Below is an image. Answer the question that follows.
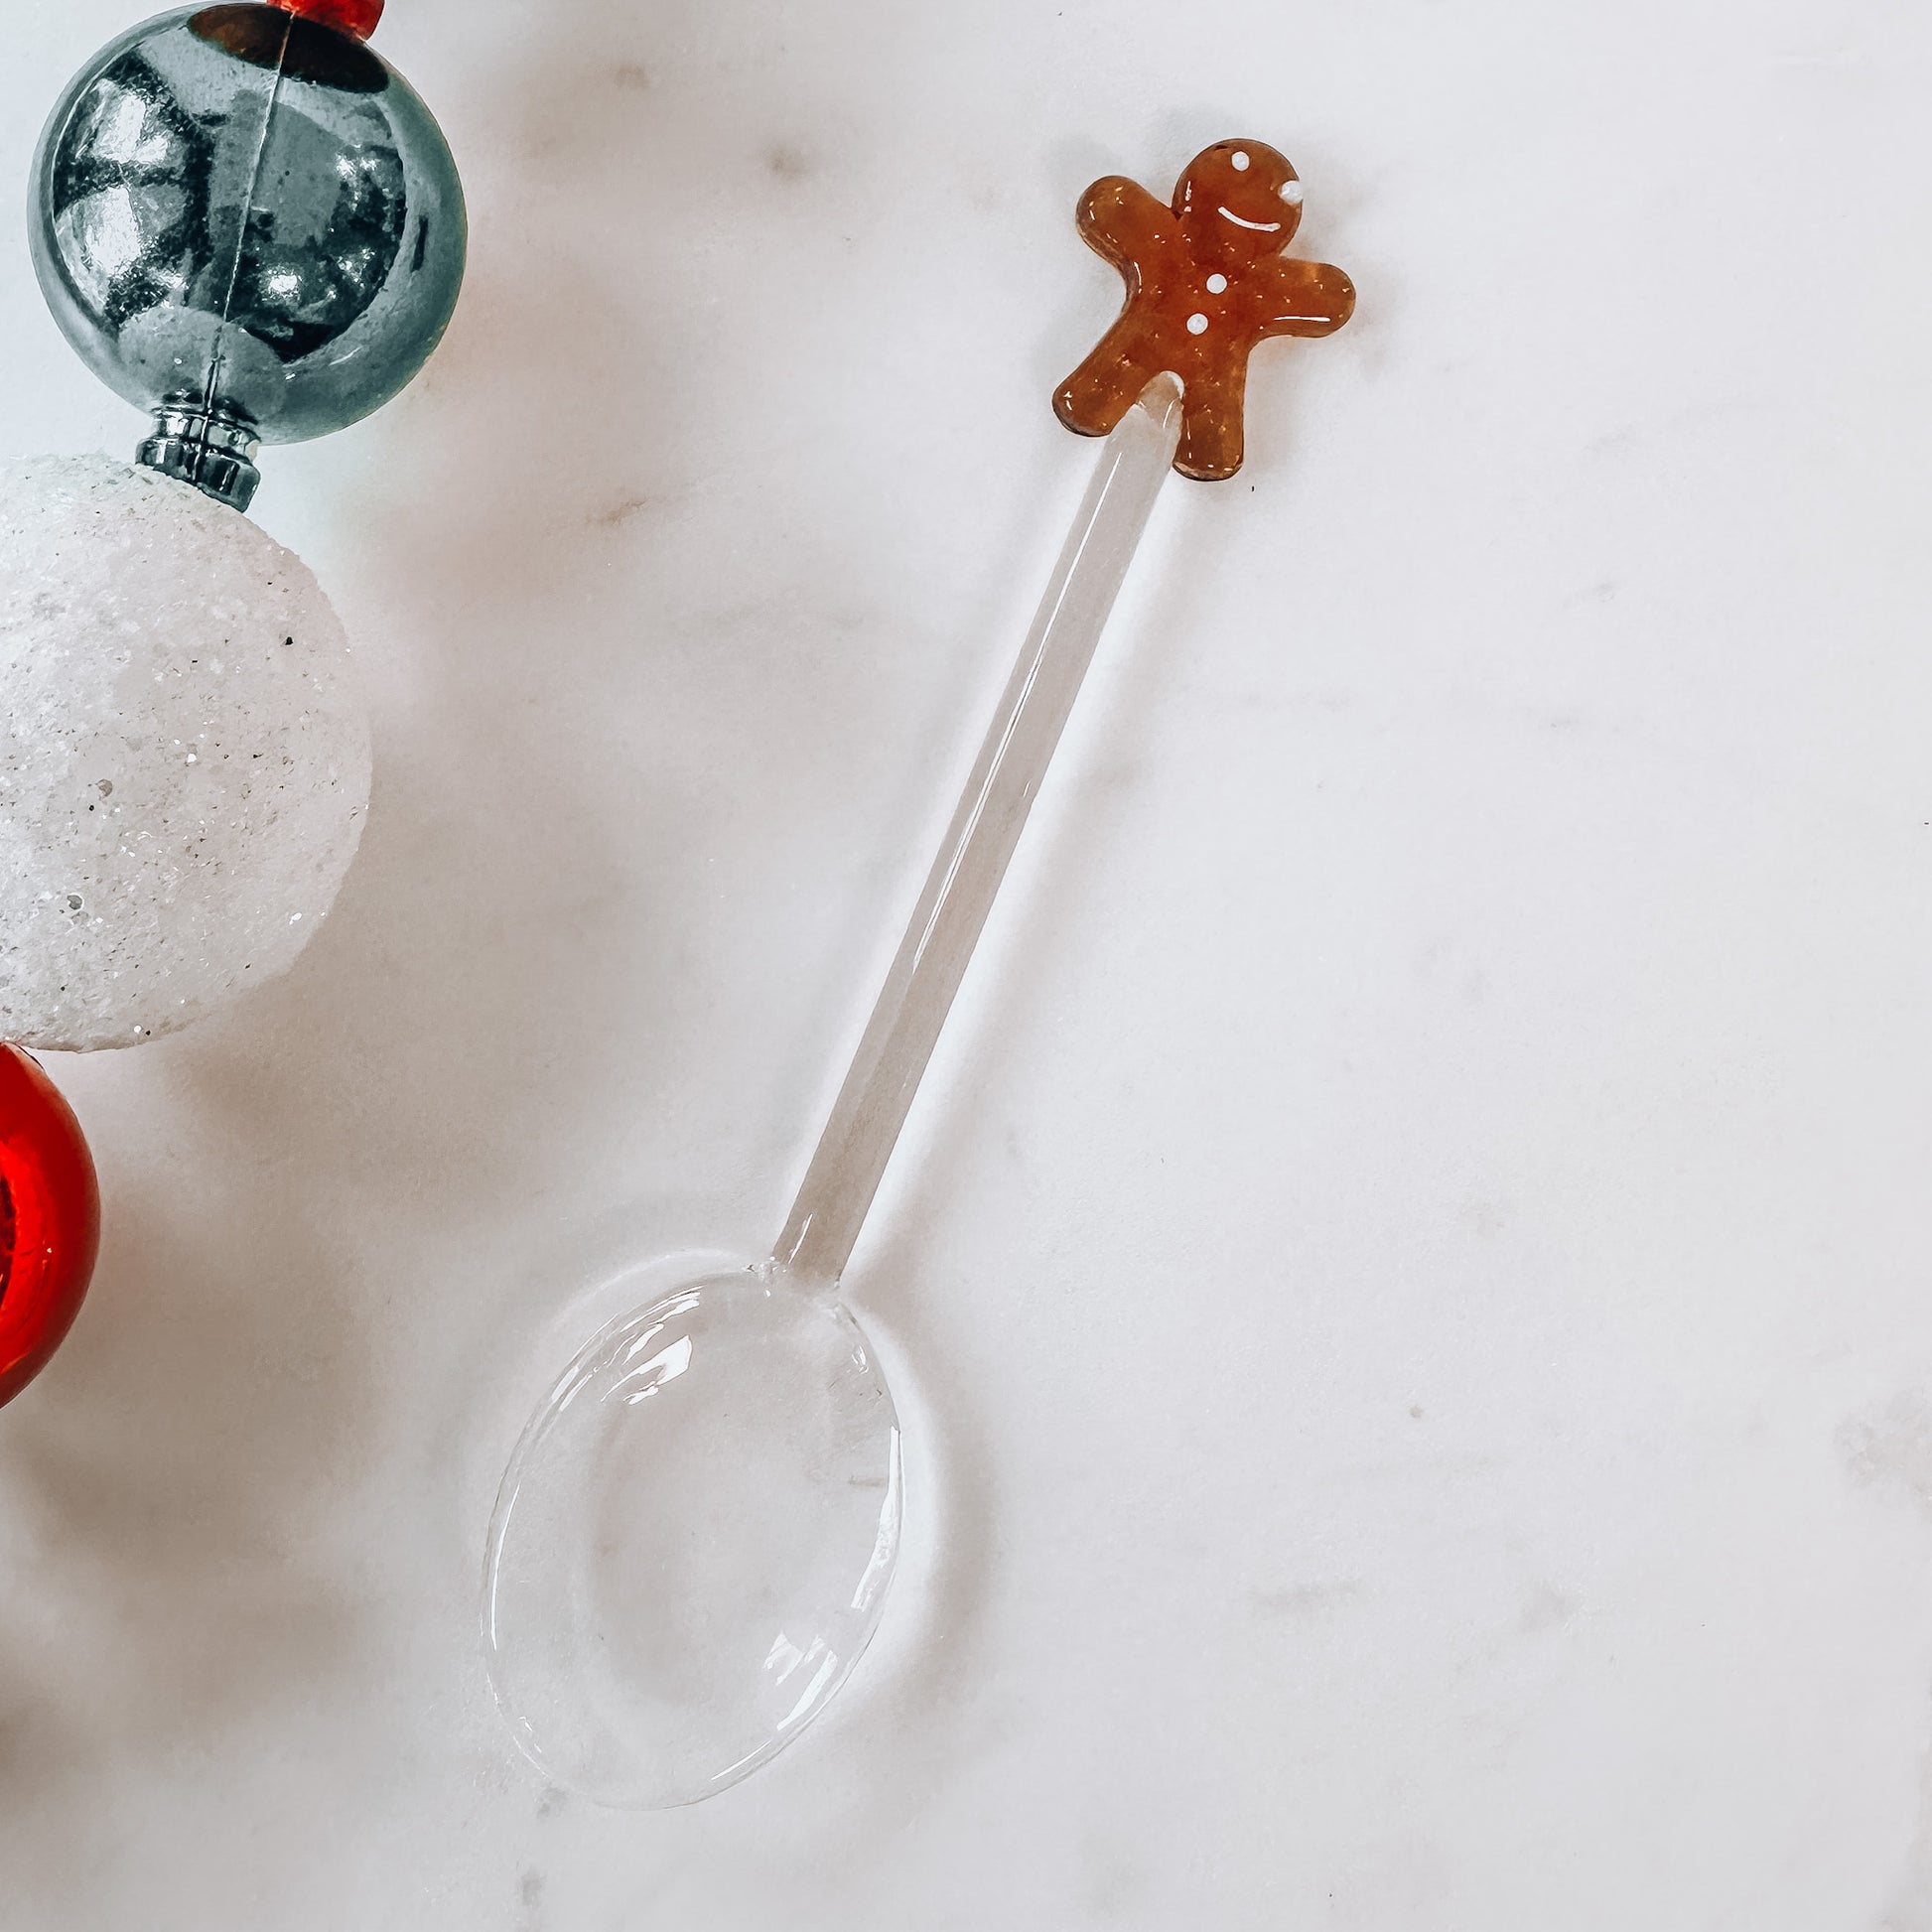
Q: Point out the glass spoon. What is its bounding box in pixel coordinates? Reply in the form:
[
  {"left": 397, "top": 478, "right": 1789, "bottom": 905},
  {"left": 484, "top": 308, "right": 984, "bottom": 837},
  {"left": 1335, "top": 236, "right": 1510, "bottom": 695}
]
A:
[{"left": 483, "top": 374, "right": 1184, "bottom": 1808}]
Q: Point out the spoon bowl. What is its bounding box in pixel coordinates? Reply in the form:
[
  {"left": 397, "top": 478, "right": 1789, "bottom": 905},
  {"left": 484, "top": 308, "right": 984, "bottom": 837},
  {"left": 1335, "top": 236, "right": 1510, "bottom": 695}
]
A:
[{"left": 483, "top": 1264, "right": 901, "bottom": 1808}]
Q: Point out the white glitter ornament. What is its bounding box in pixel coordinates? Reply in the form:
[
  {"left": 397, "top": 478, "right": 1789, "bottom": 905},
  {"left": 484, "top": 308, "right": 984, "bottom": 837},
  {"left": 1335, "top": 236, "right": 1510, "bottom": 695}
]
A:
[{"left": 0, "top": 456, "right": 371, "bottom": 1051}]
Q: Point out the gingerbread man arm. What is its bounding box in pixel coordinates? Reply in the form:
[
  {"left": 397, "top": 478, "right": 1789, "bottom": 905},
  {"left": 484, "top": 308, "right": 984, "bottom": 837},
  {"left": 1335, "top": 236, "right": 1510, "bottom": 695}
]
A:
[
  {"left": 1074, "top": 176, "right": 1174, "bottom": 280},
  {"left": 1055, "top": 179, "right": 1178, "bottom": 441},
  {"left": 1257, "top": 256, "right": 1357, "bottom": 338}
]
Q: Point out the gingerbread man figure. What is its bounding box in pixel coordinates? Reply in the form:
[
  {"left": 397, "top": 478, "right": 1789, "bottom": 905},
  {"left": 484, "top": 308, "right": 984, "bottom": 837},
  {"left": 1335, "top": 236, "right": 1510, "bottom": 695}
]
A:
[{"left": 1054, "top": 139, "right": 1355, "bottom": 482}]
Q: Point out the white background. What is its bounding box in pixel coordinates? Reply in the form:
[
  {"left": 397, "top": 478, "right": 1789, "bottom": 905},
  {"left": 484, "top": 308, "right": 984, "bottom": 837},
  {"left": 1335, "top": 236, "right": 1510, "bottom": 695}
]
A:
[{"left": 6, "top": 0, "right": 1932, "bottom": 1925}]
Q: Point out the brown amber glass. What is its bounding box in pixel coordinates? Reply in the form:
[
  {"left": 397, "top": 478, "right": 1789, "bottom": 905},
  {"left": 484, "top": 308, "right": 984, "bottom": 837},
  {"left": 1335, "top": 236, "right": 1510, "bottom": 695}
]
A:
[{"left": 1054, "top": 139, "right": 1354, "bottom": 481}]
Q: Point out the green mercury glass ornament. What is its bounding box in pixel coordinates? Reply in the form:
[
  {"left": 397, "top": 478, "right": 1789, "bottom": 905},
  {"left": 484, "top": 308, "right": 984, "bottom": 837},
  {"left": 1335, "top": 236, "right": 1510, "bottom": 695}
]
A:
[{"left": 29, "top": 2, "right": 466, "bottom": 509}]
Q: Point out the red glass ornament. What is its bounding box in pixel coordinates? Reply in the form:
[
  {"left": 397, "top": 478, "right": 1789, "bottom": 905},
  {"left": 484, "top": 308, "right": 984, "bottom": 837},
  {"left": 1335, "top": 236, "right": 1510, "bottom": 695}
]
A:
[
  {"left": 266, "top": 0, "right": 385, "bottom": 41},
  {"left": 0, "top": 1045, "right": 100, "bottom": 1408}
]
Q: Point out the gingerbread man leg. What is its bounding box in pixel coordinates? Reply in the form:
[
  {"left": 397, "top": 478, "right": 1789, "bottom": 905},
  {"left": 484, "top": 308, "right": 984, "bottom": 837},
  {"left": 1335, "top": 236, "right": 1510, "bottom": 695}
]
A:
[
  {"left": 1173, "top": 364, "right": 1250, "bottom": 482},
  {"left": 1054, "top": 312, "right": 1168, "bottom": 440}
]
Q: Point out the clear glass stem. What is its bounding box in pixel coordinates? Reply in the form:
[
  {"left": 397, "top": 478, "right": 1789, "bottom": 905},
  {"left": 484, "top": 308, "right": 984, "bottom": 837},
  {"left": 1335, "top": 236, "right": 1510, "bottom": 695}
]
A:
[{"left": 773, "top": 374, "right": 1184, "bottom": 1286}]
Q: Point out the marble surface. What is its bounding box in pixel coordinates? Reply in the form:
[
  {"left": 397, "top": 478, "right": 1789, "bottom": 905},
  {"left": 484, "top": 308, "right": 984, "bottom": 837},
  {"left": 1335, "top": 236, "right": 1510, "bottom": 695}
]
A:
[{"left": 5, "top": 0, "right": 1932, "bottom": 1924}]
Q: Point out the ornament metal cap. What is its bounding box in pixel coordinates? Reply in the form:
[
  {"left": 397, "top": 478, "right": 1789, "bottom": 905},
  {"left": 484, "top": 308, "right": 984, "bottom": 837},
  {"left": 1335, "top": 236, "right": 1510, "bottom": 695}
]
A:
[{"left": 136, "top": 407, "right": 263, "bottom": 512}]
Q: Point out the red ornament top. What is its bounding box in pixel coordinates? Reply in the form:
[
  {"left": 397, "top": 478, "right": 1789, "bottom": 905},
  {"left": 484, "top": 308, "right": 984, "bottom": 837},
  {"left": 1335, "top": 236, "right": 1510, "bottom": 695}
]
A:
[
  {"left": 1054, "top": 139, "right": 1355, "bottom": 482},
  {"left": 266, "top": 0, "right": 384, "bottom": 41},
  {"left": 1, "top": 1045, "right": 100, "bottom": 1408}
]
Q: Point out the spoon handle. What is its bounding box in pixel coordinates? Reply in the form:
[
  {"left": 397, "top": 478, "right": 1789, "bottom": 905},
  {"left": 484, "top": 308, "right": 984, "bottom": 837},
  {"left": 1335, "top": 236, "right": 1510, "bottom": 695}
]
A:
[{"left": 773, "top": 374, "right": 1184, "bottom": 1287}]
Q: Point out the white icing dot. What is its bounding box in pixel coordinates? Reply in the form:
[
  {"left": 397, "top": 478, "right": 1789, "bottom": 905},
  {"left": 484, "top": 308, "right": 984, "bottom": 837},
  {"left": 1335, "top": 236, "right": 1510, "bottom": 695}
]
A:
[
  {"left": 1205, "top": 272, "right": 1228, "bottom": 294},
  {"left": 1230, "top": 150, "right": 1251, "bottom": 171},
  {"left": 1186, "top": 313, "right": 1209, "bottom": 335},
  {"left": 1280, "top": 179, "right": 1305, "bottom": 206}
]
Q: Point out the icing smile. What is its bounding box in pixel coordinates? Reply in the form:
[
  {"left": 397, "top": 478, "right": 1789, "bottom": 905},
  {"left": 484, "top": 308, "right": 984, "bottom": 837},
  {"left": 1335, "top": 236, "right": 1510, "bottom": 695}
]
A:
[{"left": 1216, "top": 205, "right": 1282, "bottom": 232}]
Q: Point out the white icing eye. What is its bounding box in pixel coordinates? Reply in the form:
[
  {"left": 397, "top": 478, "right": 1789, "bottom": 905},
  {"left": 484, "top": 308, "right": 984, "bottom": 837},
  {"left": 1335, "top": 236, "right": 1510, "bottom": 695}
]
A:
[
  {"left": 1280, "top": 179, "right": 1304, "bottom": 206},
  {"left": 1230, "top": 150, "right": 1251, "bottom": 171},
  {"left": 1205, "top": 272, "right": 1228, "bottom": 294},
  {"left": 1186, "top": 313, "right": 1209, "bottom": 335}
]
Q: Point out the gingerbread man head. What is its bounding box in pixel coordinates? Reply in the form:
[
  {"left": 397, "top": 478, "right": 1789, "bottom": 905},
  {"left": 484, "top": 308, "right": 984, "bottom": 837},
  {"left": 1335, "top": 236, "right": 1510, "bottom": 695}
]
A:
[{"left": 1173, "top": 139, "right": 1305, "bottom": 270}]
